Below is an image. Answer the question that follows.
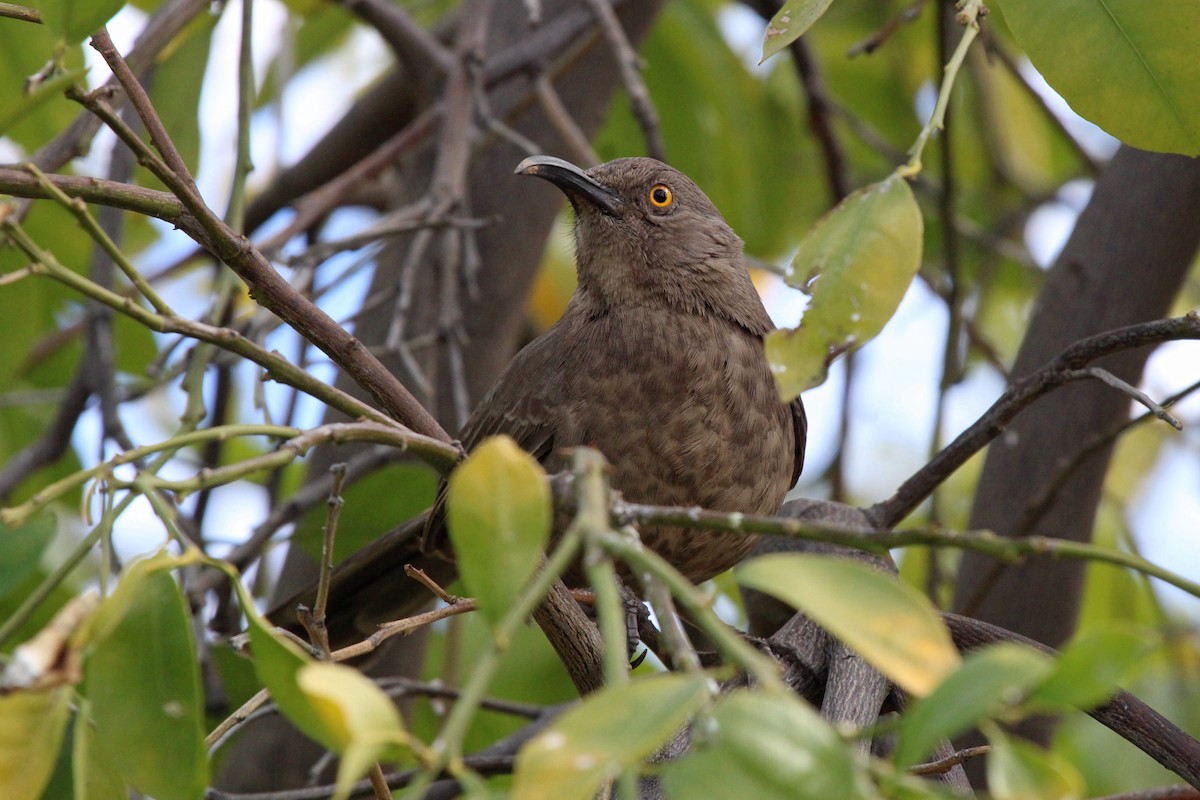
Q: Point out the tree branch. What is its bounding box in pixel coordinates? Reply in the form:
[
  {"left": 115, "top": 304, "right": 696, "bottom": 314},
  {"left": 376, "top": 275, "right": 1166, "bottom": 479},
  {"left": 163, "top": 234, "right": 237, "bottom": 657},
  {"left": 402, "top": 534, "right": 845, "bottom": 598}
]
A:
[
  {"left": 867, "top": 312, "right": 1200, "bottom": 528},
  {"left": 73, "top": 31, "right": 454, "bottom": 446}
]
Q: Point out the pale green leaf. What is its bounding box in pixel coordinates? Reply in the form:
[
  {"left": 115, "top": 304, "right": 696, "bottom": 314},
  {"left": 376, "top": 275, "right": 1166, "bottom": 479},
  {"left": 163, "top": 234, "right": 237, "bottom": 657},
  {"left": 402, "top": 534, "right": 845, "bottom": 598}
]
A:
[
  {"left": 0, "top": 67, "right": 87, "bottom": 137},
  {"left": 895, "top": 643, "right": 1054, "bottom": 767},
  {"left": 0, "top": 687, "right": 70, "bottom": 800},
  {"left": 661, "top": 690, "right": 859, "bottom": 799},
  {"left": 296, "top": 663, "right": 407, "bottom": 800},
  {"left": 738, "top": 554, "right": 959, "bottom": 696},
  {"left": 766, "top": 173, "right": 923, "bottom": 398},
  {"left": 761, "top": 0, "right": 836, "bottom": 63},
  {"left": 73, "top": 700, "right": 127, "bottom": 800},
  {"left": 987, "top": 731, "right": 1085, "bottom": 800},
  {"left": 512, "top": 673, "right": 709, "bottom": 800},
  {"left": 995, "top": 0, "right": 1200, "bottom": 155},
  {"left": 448, "top": 436, "right": 551, "bottom": 625},
  {"left": 85, "top": 569, "right": 208, "bottom": 800}
]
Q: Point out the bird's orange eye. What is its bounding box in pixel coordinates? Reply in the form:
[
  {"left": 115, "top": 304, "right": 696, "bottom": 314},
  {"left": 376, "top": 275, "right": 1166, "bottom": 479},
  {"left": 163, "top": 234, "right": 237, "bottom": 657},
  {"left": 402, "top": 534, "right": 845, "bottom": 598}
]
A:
[{"left": 649, "top": 184, "right": 673, "bottom": 208}]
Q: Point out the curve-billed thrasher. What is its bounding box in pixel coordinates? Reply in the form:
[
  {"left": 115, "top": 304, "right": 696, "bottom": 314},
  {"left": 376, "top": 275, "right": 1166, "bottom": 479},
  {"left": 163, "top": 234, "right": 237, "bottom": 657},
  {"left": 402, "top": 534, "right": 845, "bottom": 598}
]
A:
[
  {"left": 275, "top": 156, "right": 805, "bottom": 635},
  {"left": 424, "top": 155, "right": 806, "bottom": 583}
]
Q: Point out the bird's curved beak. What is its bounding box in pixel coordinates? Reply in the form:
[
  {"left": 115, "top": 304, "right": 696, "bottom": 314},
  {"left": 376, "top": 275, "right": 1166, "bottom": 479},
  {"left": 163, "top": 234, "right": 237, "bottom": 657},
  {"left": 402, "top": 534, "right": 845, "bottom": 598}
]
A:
[{"left": 516, "top": 155, "right": 624, "bottom": 217}]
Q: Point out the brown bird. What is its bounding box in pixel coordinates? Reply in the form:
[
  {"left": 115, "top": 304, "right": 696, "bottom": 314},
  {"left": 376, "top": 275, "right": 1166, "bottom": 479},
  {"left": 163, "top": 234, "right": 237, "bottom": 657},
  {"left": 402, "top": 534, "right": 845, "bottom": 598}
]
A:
[
  {"left": 424, "top": 155, "right": 806, "bottom": 585},
  {"left": 273, "top": 156, "right": 805, "bottom": 637}
]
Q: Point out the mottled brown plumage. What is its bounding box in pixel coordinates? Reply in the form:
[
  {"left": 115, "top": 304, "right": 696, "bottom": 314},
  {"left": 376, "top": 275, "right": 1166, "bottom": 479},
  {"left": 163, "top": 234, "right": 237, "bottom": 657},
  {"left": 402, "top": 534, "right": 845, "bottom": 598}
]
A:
[{"left": 424, "top": 155, "right": 805, "bottom": 584}]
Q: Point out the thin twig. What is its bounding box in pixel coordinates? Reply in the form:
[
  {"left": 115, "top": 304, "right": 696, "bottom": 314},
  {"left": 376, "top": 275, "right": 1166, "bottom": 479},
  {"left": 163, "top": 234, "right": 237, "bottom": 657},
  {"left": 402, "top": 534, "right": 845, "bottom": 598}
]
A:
[
  {"left": 867, "top": 313, "right": 1200, "bottom": 528},
  {"left": 207, "top": 688, "right": 271, "bottom": 750},
  {"left": 535, "top": 74, "right": 601, "bottom": 166},
  {"left": 331, "top": 599, "right": 479, "bottom": 662},
  {"left": 367, "top": 763, "right": 394, "bottom": 800},
  {"left": 748, "top": 0, "right": 848, "bottom": 203},
  {"left": 0, "top": 2, "right": 40, "bottom": 23},
  {"left": 610, "top": 499, "right": 1200, "bottom": 600},
  {"left": 301, "top": 463, "right": 349, "bottom": 656},
  {"left": 581, "top": 0, "right": 666, "bottom": 161},
  {"left": 1013, "top": 377, "right": 1200, "bottom": 538},
  {"left": 375, "top": 676, "right": 546, "bottom": 719},
  {"left": 91, "top": 28, "right": 201, "bottom": 196},
  {"left": 2, "top": 218, "right": 457, "bottom": 466},
  {"left": 910, "top": 744, "right": 990, "bottom": 775},
  {"left": 25, "top": 163, "right": 172, "bottom": 313},
  {"left": 404, "top": 564, "right": 460, "bottom": 605},
  {"left": 27, "top": 0, "right": 211, "bottom": 179},
  {"left": 1066, "top": 366, "right": 1182, "bottom": 429},
  {"left": 846, "top": 0, "right": 928, "bottom": 57},
  {"left": 901, "top": 0, "right": 984, "bottom": 176},
  {"left": 0, "top": 420, "right": 446, "bottom": 528}
]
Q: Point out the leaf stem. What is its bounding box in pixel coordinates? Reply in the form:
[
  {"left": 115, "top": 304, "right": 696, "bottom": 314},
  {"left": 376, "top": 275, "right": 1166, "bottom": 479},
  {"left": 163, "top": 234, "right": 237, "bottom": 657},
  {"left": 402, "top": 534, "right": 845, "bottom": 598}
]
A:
[{"left": 902, "top": 0, "right": 985, "bottom": 176}]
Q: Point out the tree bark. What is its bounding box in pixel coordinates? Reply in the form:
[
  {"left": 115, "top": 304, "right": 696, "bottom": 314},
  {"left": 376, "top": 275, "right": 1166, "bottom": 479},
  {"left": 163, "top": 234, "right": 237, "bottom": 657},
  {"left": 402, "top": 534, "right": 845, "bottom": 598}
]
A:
[{"left": 952, "top": 147, "right": 1200, "bottom": 777}]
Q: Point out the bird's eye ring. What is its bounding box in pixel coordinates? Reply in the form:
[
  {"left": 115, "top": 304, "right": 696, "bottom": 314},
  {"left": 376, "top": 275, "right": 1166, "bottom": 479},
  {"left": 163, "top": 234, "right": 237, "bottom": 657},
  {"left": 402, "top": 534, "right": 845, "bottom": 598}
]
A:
[{"left": 649, "top": 184, "right": 673, "bottom": 208}]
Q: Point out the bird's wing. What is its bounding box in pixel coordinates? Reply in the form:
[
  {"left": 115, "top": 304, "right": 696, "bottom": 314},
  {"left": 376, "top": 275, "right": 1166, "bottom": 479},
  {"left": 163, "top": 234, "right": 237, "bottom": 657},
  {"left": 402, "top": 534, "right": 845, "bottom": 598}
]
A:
[
  {"left": 790, "top": 396, "right": 807, "bottom": 487},
  {"left": 421, "top": 332, "right": 564, "bottom": 554}
]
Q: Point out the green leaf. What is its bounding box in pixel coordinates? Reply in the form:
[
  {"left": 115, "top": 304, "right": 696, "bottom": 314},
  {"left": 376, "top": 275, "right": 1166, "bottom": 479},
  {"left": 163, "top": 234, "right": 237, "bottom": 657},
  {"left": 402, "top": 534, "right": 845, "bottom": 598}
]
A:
[
  {"left": 995, "top": 0, "right": 1200, "bottom": 155},
  {"left": 37, "top": 0, "right": 127, "bottom": 44},
  {"left": 73, "top": 700, "right": 127, "bottom": 800},
  {"left": 296, "top": 663, "right": 407, "bottom": 800},
  {"left": 661, "top": 690, "right": 859, "bottom": 799},
  {"left": 512, "top": 673, "right": 709, "bottom": 800},
  {"left": 0, "top": 512, "right": 55, "bottom": 599},
  {"left": 987, "top": 731, "right": 1085, "bottom": 800},
  {"left": 1030, "top": 627, "right": 1156, "bottom": 712},
  {"left": 894, "top": 643, "right": 1054, "bottom": 767},
  {"left": 738, "top": 554, "right": 959, "bottom": 696},
  {"left": 75, "top": 550, "right": 189, "bottom": 648},
  {"left": 0, "top": 67, "right": 87, "bottom": 137},
  {"left": 761, "top": 0, "right": 836, "bottom": 63},
  {"left": 85, "top": 570, "right": 208, "bottom": 800},
  {"left": 0, "top": 26, "right": 86, "bottom": 151},
  {"left": 765, "top": 172, "right": 923, "bottom": 398},
  {"left": 0, "top": 687, "right": 70, "bottom": 800},
  {"left": 447, "top": 436, "right": 551, "bottom": 626}
]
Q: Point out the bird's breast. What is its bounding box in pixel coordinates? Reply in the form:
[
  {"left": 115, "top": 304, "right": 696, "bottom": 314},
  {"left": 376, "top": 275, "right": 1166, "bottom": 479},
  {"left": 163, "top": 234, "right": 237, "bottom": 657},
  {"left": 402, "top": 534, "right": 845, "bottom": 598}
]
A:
[{"left": 559, "top": 308, "right": 793, "bottom": 515}]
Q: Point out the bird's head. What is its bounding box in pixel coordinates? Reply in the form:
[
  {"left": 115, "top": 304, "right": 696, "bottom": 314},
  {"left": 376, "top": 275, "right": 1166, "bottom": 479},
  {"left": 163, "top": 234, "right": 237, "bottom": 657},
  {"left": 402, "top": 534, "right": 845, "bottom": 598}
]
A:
[{"left": 516, "top": 155, "right": 766, "bottom": 328}]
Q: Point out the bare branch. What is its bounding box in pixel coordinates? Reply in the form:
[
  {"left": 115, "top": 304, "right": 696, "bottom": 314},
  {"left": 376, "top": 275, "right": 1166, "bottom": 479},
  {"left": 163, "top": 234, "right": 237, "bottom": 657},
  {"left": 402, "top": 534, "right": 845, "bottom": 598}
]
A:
[
  {"left": 73, "top": 34, "right": 454, "bottom": 446},
  {"left": 581, "top": 0, "right": 666, "bottom": 161},
  {"left": 0, "top": 2, "right": 40, "bottom": 23},
  {"left": 867, "top": 313, "right": 1200, "bottom": 528}
]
